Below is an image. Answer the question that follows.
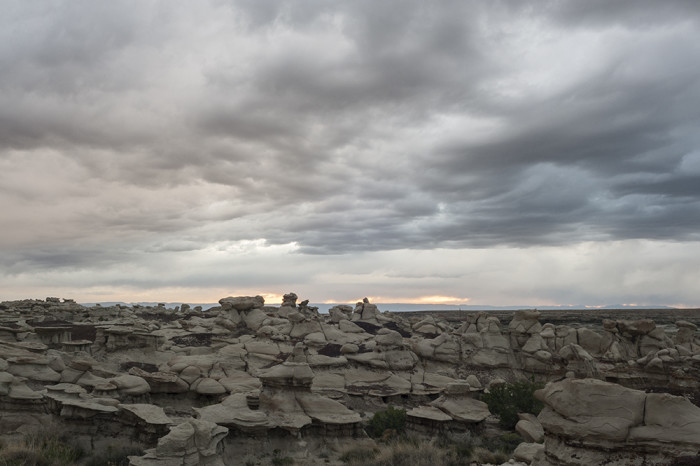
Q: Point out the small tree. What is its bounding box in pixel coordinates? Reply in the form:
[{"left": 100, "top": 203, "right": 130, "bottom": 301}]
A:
[
  {"left": 482, "top": 379, "right": 544, "bottom": 429},
  {"left": 365, "top": 406, "right": 407, "bottom": 439}
]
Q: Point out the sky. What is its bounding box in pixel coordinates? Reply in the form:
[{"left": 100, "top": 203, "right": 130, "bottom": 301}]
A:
[{"left": 2, "top": 0, "right": 700, "bottom": 308}]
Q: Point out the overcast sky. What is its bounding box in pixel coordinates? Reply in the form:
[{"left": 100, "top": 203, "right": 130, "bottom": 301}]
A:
[{"left": 2, "top": 0, "right": 700, "bottom": 307}]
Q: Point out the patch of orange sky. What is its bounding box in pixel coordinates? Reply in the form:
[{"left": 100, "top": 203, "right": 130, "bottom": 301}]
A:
[{"left": 325, "top": 295, "right": 471, "bottom": 305}]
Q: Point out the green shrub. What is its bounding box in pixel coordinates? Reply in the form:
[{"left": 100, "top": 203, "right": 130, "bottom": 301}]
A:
[
  {"left": 364, "top": 406, "right": 407, "bottom": 439},
  {"left": 481, "top": 379, "right": 545, "bottom": 429}
]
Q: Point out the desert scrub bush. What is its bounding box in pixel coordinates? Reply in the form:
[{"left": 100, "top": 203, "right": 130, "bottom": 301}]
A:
[
  {"left": 271, "top": 449, "right": 294, "bottom": 465},
  {"left": 364, "top": 406, "right": 406, "bottom": 439},
  {"left": 0, "top": 428, "right": 84, "bottom": 466},
  {"left": 469, "top": 446, "right": 509, "bottom": 465},
  {"left": 435, "top": 436, "right": 473, "bottom": 465},
  {"left": 84, "top": 444, "right": 144, "bottom": 466},
  {"left": 481, "top": 379, "right": 544, "bottom": 429},
  {"left": 479, "top": 433, "right": 523, "bottom": 455}
]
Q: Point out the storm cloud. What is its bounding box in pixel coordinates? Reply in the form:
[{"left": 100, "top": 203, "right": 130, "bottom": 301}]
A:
[{"left": 1, "top": 0, "right": 699, "bottom": 305}]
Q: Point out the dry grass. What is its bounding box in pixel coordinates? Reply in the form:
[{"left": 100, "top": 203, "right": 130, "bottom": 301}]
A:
[
  {"left": 341, "top": 437, "right": 473, "bottom": 466},
  {"left": 340, "top": 432, "right": 519, "bottom": 466},
  {"left": 0, "top": 427, "right": 83, "bottom": 466}
]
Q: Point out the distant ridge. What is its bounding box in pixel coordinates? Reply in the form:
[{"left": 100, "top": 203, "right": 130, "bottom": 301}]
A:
[{"left": 81, "top": 301, "right": 677, "bottom": 313}]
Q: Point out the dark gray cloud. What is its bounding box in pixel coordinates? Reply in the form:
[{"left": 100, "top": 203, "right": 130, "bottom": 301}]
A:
[{"left": 1, "top": 0, "right": 700, "bottom": 304}]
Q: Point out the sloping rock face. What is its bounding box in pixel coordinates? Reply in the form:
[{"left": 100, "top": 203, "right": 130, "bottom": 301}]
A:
[
  {"left": 534, "top": 378, "right": 700, "bottom": 465},
  {"left": 130, "top": 419, "right": 228, "bottom": 466}
]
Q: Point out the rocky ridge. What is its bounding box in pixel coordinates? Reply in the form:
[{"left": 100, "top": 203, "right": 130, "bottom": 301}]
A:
[{"left": 0, "top": 295, "right": 699, "bottom": 464}]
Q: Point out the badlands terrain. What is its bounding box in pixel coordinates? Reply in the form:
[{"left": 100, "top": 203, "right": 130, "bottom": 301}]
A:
[{"left": 1, "top": 294, "right": 699, "bottom": 465}]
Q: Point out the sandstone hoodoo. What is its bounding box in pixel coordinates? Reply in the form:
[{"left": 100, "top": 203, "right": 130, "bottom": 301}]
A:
[{"left": 0, "top": 295, "right": 699, "bottom": 465}]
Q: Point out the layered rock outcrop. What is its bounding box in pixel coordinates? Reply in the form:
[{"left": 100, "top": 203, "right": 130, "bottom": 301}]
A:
[
  {"left": 534, "top": 378, "right": 700, "bottom": 465},
  {"left": 2, "top": 295, "right": 700, "bottom": 465}
]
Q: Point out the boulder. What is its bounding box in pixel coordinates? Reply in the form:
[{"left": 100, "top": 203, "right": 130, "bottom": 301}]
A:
[
  {"left": 195, "top": 378, "right": 227, "bottom": 395},
  {"left": 628, "top": 392, "right": 700, "bottom": 445},
  {"left": 514, "top": 442, "right": 544, "bottom": 463},
  {"left": 536, "top": 378, "right": 645, "bottom": 441},
  {"left": 516, "top": 412, "right": 544, "bottom": 443},
  {"left": 218, "top": 296, "right": 265, "bottom": 312},
  {"left": 110, "top": 374, "right": 151, "bottom": 396}
]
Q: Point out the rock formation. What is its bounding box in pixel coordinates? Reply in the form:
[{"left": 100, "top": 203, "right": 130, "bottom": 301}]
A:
[
  {"left": 1, "top": 295, "right": 700, "bottom": 464},
  {"left": 533, "top": 378, "right": 700, "bottom": 465}
]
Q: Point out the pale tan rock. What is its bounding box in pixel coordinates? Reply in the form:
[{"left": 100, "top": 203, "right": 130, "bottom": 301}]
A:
[
  {"left": 196, "top": 378, "right": 227, "bottom": 395},
  {"left": 179, "top": 365, "right": 202, "bottom": 385},
  {"left": 466, "top": 374, "right": 483, "bottom": 391},
  {"left": 513, "top": 442, "right": 544, "bottom": 463},
  {"left": 219, "top": 296, "right": 264, "bottom": 311},
  {"left": 242, "top": 308, "right": 268, "bottom": 331},
  {"left": 307, "top": 354, "right": 348, "bottom": 367},
  {"left": 289, "top": 320, "right": 323, "bottom": 339},
  {"left": 59, "top": 367, "right": 84, "bottom": 383},
  {"left": 340, "top": 343, "right": 359, "bottom": 354},
  {"left": 522, "top": 334, "right": 547, "bottom": 353},
  {"left": 576, "top": 328, "right": 603, "bottom": 355},
  {"left": 375, "top": 329, "right": 403, "bottom": 347},
  {"left": 296, "top": 391, "right": 361, "bottom": 424},
  {"left": 312, "top": 372, "right": 345, "bottom": 391},
  {"left": 628, "top": 392, "right": 700, "bottom": 445},
  {"left": 76, "top": 371, "right": 108, "bottom": 388},
  {"left": 303, "top": 332, "right": 327, "bottom": 347},
  {"left": 558, "top": 344, "right": 593, "bottom": 361},
  {"left": 516, "top": 412, "right": 544, "bottom": 443},
  {"left": 411, "top": 371, "right": 459, "bottom": 395},
  {"left": 617, "top": 319, "right": 656, "bottom": 336},
  {"left": 129, "top": 368, "right": 189, "bottom": 394},
  {"left": 328, "top": 305, "right": 352, "bottom": 323},
  {"left": 242, "top": 340, "right": 280, "bottom": 356},
  {"left": 110, "top": 374, "right": 151, "bottom": 396},
  {"left": 219, "top": 376, "right": 261, "bottom": 395},
  {"left": 9, "top": 380, "right": 43, "bottom": 399},
  {"left": 131, "top": 418, "right": 229, "bottom": 466},
  {"left": 260, "top": 362, "right": 314, "bottom": 388},
  {"left": 385, "top": 349, "right": 417, "bottom": 370},
  {"left": 195, "top": 393, "right": 268, "bottom": 431},
  {"left": 537, "top": 378, "right": 646, "bottom": 441},
  {"left": 339, "top": 319, "right": 365, "bottom": 333},
  {"left": 120, "top": 403, "right": 173, "bottom": 426},
  {"left": 7, "top": 358, "right": 61, "bottom": 382},
  {"left": 407, "top": 405, "right": 452, "bottom": 422},
  {"left": 430, "top": 394, "right": 490, "bottom": 423}
]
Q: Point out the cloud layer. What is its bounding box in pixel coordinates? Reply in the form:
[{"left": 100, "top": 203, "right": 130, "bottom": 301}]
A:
[{"left": 2, "top": 1, "right": 699, "bottom": 305}]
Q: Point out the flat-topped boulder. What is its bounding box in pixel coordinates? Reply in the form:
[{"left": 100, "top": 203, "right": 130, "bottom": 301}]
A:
[
  {"left": 218, "top": 296, "right": 265, "bottom": 312},
  {"left": 120, "top": 403, "right": 173, "bottom": 426}
]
